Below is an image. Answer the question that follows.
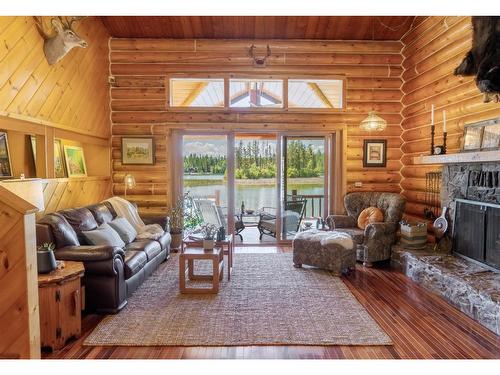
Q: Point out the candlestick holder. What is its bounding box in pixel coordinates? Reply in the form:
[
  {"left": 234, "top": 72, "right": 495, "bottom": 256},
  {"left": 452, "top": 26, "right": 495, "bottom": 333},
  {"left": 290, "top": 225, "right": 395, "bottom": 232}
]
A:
[
  {"left": 432, "top": 132, "right": 447, "bottom": 155},
  {"left": 430, "top": 123, "right": 435, "bottom": 155}
]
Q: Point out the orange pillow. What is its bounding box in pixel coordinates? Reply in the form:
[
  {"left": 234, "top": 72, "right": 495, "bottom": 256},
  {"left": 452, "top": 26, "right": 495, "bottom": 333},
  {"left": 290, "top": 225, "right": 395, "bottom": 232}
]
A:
[{"left": 357, "top": 207, "right": 384, "bottom": 229}]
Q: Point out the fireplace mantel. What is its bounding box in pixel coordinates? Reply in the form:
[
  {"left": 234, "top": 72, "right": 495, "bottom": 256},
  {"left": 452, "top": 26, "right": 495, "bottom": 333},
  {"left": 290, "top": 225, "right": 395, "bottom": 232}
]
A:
[{"left": 414, "top": 150, "right": 500, "bottom": 165}]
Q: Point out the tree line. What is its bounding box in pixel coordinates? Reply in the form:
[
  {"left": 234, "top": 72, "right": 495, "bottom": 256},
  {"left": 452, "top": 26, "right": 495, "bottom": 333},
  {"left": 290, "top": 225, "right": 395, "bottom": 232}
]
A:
[{"left": 184, "top": 140, "right": 324, "bottom": 179}]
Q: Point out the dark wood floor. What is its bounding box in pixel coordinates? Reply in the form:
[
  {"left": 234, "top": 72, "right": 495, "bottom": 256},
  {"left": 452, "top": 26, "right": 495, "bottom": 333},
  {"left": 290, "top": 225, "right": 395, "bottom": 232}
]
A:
[{"left": 43, "top": 246, "right": 500, "bottom": 359}]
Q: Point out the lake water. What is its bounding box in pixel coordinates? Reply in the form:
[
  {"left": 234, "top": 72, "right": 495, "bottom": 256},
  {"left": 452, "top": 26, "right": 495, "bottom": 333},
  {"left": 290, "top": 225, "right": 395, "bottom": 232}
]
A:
[{"left": 184, "top": 174, "right": 324, "bottom": 217}]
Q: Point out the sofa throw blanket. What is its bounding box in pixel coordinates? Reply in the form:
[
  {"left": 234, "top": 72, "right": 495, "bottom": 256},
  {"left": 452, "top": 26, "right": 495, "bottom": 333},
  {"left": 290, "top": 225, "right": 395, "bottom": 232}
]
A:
[
  {"left": 105, "top": 197, "right": 164, "bottom": 240},
  {"left": 295, "top": 230, "right": 354, "bottom": 250}
]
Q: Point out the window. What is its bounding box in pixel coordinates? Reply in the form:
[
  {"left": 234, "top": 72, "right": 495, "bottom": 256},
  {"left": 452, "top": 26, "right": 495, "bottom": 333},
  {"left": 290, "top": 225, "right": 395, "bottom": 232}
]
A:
[
  {"left": 170, "top": 78, "right": 224, "bottom": 107},
  {"left": 229, "top": 79, "right": 283, "bottom": 108},
  {"left": 288, "top": 79, "right": 343, "bottom": 109}
]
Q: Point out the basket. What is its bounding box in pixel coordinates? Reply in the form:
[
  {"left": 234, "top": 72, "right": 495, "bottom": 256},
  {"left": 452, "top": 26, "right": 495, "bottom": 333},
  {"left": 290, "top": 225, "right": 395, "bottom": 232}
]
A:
[{"left": 400, "top": 221, "right": 428, "bottom": 249}]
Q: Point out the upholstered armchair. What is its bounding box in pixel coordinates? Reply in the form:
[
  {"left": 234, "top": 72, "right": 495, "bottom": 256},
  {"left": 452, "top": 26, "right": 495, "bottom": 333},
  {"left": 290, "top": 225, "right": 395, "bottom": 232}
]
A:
[{"left": 326, "top": 192, "right": 406, "bottom": 266}]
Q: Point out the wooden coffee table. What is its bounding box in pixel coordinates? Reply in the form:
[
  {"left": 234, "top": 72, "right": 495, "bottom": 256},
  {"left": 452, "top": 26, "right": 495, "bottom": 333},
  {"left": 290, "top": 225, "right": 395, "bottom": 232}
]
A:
[
  {"left": 179, "top": 247, "right": 224, "bottom": 294},
  {"left": 182, "top": 234, "right": 234, "bottom": 280}
]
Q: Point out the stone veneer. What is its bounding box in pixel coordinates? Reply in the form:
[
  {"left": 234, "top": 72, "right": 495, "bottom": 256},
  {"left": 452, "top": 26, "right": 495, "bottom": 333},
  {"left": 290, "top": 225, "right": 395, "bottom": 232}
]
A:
[
  {"left": 392, "top": 244, "right": 500, "bottom": 335},
  {"left": 442, "top": 162, "right": 500, "bottom": 232}
]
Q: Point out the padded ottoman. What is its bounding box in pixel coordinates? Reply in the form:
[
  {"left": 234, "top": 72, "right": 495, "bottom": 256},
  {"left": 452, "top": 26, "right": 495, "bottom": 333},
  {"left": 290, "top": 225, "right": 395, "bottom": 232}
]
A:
[{"left": 292, "top": 230, "right": 356, "bottom": 276}]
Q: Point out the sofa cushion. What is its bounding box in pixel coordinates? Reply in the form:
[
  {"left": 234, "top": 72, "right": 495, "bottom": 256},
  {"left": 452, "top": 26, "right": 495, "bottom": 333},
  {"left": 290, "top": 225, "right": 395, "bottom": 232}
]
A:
[
  {"left": 87, "top": 203, "right": 115, "bottom": 225},
  {"left": 336, "top": 228, "right": 365, "bottom": 244},
  {"left": 156, "top": 231, "right": 171, "bottom": 250},
  {"left": 357, "top": 207, "right": 384, "bottom": 229},
  {"left": 124, "top": 240, "right": 162, "bottom": 261},
  {"left": 82, "top": 223, "right": 126, "bottom": 248},
  {"left": 123, "top": 250, "right": 148, "bottom": 278},
  {"left": 38, "top": 213, "right": 80, "bottom": 248},
  {"left": 108, "top": 217, "right": 137, "bottom": 244},
  {"left": 59, "top": 208, "right": 99, "bottom": 244}
]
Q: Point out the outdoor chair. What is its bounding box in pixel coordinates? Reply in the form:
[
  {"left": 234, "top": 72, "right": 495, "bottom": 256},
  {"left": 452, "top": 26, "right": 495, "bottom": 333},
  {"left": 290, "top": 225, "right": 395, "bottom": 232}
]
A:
[{"left": 257, "top": 199, "right": 307, "bottom": 239}]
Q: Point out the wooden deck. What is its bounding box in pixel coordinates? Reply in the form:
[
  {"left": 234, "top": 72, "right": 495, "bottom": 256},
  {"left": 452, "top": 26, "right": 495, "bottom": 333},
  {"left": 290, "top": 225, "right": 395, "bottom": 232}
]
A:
[{"left": 43, "top": 246, "right": 500, "bottom": 359}]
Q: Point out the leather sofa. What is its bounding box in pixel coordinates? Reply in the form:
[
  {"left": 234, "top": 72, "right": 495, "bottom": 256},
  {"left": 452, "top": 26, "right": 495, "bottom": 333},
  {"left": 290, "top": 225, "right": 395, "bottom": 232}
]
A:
[{"left": 36, "top": 201, "right": 171, "bottom": 314}]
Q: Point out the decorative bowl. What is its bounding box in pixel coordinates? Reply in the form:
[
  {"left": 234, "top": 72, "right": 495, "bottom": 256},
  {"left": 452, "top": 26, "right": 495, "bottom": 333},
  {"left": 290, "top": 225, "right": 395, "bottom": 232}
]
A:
[{"left": 245, "top": 209, "right": 255, "bottom": 215}]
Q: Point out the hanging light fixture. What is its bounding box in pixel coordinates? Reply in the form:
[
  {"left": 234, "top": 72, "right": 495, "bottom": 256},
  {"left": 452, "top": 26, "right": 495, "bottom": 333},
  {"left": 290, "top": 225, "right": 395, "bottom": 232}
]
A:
[{"left": 359, "top": 111, "right": 387, "bottom": 132}]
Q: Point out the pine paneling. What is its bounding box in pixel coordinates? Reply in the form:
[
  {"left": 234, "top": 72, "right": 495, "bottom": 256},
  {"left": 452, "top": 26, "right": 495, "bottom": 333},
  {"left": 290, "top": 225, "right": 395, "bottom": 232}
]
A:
[
  {"left": 400, "top": 16, "right": 500, "bottom": 223},
  {"left": 0, "top": 16, "right": 110, "bottom": 139},
  {"left": 109, "top": 38, "right": 404, "bottom": 216}
]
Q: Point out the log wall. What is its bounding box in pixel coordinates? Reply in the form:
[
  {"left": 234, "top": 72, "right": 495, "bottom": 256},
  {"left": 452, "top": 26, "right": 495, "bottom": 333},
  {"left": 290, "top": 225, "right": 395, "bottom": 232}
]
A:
[
  {"left": 110, "top": 38, "right": 404, "bottom": 216},
  {"left": 400, "top": 16, "right": 500, "bottom": 224}
]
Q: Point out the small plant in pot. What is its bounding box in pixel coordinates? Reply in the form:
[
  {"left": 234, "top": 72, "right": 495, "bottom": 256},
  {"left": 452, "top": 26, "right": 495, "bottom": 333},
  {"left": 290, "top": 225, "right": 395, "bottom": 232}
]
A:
[
  {"left": 37, "top": 242, "right": 57, "bottom": 274},
  {"left": 201, "top": 223, "right": 218, "bottom": 251}
]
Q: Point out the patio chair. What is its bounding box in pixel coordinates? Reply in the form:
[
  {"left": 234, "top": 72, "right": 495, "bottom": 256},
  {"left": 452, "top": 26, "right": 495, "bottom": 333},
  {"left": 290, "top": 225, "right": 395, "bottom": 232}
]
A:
[
  {"left": 257, "top": 199, "right": 307, "bottom": 239},
  {"left": 193, "top": 199, "right": 245, "bottom": 240}
]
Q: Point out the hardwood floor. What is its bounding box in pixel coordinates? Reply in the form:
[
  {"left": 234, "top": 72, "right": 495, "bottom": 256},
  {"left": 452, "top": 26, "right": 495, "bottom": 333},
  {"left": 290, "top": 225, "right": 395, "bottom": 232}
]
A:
[{"left": 42, "top": 246, "right": 500, "bottom": 359}]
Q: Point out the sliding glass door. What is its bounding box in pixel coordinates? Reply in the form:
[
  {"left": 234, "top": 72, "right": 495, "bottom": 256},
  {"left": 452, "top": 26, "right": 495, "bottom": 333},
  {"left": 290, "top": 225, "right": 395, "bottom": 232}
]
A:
[
  {"left": 281, "top": 136, "right": 329, "bottom": 240},
  {"left": 177, "top": 132, "right": 332, "bottom": 244}
]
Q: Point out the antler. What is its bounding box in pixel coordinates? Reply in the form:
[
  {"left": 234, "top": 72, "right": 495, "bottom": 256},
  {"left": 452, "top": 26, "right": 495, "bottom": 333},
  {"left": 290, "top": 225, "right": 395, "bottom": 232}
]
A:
[
  {"left": 248, "top": 44, "right": 256, "bottom": 58},
  {"left": 67, "top": 16, "right": 87, "bottom": 29},
  {"left": 32, "top": 16, "right": 48, "bottom": 39},
  {"left": 248, "top": 44, "right": 272, "bottom": 66}
]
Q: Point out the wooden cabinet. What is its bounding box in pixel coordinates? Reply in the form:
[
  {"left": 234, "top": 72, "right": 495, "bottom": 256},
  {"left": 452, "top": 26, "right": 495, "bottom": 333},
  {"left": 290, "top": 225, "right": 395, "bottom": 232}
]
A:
[{"left": 38, "top": 262, "right": 84, "bottom": 351}]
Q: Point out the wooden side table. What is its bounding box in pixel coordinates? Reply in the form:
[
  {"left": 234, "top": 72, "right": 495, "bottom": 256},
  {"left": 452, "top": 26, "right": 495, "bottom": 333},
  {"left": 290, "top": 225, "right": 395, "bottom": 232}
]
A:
[
  {"left": 179, "top": 247, "right": 223, "bottom": 294},
  {"left": 38, "top": 261, "right": 85, "bottom": 351},
  {"left": 182, "top": 234, "right": 234, "bottom": 280}
]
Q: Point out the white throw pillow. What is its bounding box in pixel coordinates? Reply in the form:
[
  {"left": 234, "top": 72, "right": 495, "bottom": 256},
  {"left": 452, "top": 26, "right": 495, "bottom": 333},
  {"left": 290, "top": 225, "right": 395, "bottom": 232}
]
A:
[
  {"left": 108, "top": 217, "right": 138, "bottom": 244},
  {"left": 82, "top": 223, "right": 125, "bottom": 248}
]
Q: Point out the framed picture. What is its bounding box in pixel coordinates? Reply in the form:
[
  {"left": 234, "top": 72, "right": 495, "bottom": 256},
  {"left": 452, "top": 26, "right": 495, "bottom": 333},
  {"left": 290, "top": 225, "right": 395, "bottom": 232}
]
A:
[
  {"left": 29, "top": 135, "right": 37, "bottom": 164},
  {"left": 121, "top": 137, "right": 155, "bottom": 165},
  {"left": 462, "top": 125, "right": 484, "bottom": 151},
  {"left": 63, "top": 145, "right": 87, "bottom": 177},
  {"left": 480, "top": 123, "right": 500, "bottom": 150},
  {"left": 363, "top": 139, "right": 387, "bottom": 167},
  {"left": 0, "top": 132, "right": 12, "bottom": 178},
  {"left": 54, "top": 139, "right": 67, "bottom": 178}
]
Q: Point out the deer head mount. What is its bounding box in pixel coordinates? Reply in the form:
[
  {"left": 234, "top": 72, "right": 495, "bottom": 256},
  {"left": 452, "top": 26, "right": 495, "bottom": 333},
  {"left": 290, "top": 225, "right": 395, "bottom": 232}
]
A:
[
  {"left": 33, "top": 16, "right": 88, "bottom": 65},
  {"left": 248, "top": 44, "right": 271, "bottom": 67}
]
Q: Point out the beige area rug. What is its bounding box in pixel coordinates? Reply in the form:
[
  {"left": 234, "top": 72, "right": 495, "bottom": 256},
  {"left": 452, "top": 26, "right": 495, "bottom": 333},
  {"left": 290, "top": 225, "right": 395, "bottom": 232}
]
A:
[{"left": 84, "top": 253, "right": 392, "bottom": 346}]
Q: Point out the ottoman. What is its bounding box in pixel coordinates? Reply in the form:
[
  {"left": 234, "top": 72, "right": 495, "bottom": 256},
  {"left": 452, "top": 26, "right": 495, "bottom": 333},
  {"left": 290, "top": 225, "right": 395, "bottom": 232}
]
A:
[{"left": 292, "top": 230, "right": 356, "bottom": 276}]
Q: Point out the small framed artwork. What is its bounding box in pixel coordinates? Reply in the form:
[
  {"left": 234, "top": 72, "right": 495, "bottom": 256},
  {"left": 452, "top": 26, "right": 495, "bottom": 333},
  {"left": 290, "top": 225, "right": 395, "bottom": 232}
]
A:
[
  {"left": 54, "top": 139, "right": 67, "bottom": 178},
  {"left": 363, "top": 139, "right": 387, "bottom": 167},
  {"left": 122, "top": 137, "right": 155, "bottom": 165},
  {"left": 63, "top": 145, "right": 87, "bottom": 177},
  {"left": 0, "top": 132, "right": 12, "bottom": 178},
  {"left": 29, "top": 135, "right": 37, "bottom": 164},
  {"left": 462, "top": 125, "right": 484, "bottom": 151},
  {"left": 480, "top": 123, "right": 500, "bottom": 149}
]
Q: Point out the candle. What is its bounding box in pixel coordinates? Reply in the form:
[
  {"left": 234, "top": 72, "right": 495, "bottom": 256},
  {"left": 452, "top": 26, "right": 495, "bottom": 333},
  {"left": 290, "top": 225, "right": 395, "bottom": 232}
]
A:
[
  {"left": 431, "top": 104, "right": 435, "bottom": 126},
  {"left": 443, "top": 110, "right": 447, "bottom": 133}
]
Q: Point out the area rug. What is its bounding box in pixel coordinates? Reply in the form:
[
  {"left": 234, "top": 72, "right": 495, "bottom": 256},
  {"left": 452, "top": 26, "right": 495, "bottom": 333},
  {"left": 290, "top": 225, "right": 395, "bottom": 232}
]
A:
[{"left": 84, "top": 253, "right": 392, "bottom": 346}]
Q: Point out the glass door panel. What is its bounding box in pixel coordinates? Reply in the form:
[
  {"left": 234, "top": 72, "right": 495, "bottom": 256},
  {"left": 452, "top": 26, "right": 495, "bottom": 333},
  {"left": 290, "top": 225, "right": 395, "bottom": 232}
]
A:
[
  {"left": 234, "top": 134, "right": 278, "bottom": 244},
  {"left": 281, "top": 136, "right": 328, "bottom": 240},
  {"left": 182, "top": 135, "right": 229, "bottom": 233}
]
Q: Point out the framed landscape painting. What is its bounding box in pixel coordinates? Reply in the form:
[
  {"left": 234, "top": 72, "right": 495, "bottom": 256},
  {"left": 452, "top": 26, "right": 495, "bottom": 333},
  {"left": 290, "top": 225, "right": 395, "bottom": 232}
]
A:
[
  {"left": 63, "top": 145, "right": 87, "bottom": 177},
  {"left": 122, "top": 137, "right": 155, "bottom": 165},
  {"left": 0, "top": 132, "right": 12, "bottom": 178},
  {"left": 363, "top": 139, "right": 387, "bottom": 167}
]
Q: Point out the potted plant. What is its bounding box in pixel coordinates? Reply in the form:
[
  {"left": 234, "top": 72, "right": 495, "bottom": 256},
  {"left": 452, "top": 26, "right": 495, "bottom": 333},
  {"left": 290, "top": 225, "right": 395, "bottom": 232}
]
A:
[
  {"left": 169, "top": 194, "right": 185, "bottom": 250},
  {"left": 201, "top": 223, "right": 218, "bottom": 250},
  {"left": 37, "top": 242, "right": 57, "bottom": 274}
]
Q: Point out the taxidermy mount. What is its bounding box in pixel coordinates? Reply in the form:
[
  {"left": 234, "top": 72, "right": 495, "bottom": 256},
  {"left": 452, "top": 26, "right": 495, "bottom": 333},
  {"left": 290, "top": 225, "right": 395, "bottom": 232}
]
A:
[{"left": 454, "top": 16, "right": 500, "bottom": 103}]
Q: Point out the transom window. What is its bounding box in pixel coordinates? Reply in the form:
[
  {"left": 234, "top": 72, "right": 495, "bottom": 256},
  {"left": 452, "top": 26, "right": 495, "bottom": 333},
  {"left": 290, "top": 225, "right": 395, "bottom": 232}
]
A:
[{"left": 168, "top": 76, "right": 344, "bottom": 110}]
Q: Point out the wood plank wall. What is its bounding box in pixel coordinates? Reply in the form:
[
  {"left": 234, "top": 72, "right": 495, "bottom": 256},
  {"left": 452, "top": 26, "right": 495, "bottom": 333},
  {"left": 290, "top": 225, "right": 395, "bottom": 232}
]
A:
[
  {"left": 400, "top": 16, "right": 500, "bottom": 224},
  {"left": 110, "top": 39, "right": 404, "bottom": 216},
  {"left": 0, "top": 16, "right": 111, "bottom": 138},
  {"left": 0, "top": 16, "right": 112, "bottom": 210}
]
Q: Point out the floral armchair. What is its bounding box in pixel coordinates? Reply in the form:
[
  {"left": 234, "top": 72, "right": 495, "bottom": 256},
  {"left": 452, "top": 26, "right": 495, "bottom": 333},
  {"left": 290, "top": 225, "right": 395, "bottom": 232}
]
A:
[{"left": 326, "top": 192, "right": 406, "bottom": 266}]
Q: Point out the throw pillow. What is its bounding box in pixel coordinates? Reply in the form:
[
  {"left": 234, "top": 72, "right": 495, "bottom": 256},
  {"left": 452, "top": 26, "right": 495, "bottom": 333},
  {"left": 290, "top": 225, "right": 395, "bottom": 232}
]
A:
[
  {"left": 108, "top": 217, "right": 137, "bottom": 244},
  {"left": 357, "top": 207, "right": 384, "bottom": 230},
  {"left": 82, "top": 223, "right": 125, "bottom": 248}
]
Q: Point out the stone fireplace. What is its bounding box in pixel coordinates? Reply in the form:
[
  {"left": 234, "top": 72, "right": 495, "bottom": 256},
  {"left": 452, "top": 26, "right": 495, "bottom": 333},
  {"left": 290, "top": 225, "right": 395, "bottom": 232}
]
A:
[{"left": 394, "top": 160, "right": 500, "bottom": 335}]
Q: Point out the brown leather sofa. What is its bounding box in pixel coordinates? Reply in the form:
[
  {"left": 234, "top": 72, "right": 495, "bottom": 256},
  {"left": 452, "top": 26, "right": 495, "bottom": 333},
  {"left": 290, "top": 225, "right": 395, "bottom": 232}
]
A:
[{"left": 36, "top": 201, "right": 171, "bottom": 314}]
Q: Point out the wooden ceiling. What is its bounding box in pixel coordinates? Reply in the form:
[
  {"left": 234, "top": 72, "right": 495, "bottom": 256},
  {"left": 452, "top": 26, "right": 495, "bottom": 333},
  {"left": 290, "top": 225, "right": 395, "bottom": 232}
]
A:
[{"left": 101, "top": 16, "right": 415, "bottom": 40}]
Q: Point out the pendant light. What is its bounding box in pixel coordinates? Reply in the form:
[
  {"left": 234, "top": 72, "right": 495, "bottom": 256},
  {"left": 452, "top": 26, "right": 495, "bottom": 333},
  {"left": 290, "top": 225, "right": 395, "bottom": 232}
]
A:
[{"left": 359, "top": 111, "right": 387, "bottom": 132}]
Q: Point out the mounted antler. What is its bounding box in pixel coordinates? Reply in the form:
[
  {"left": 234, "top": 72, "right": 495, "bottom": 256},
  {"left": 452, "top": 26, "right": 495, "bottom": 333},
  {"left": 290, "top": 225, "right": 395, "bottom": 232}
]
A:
[
  {"left": 248, "top": 44, "right": 272, "bottom": 67},
  {"left": 33, "top": 16, "right": 88, "bottom": 65}
]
